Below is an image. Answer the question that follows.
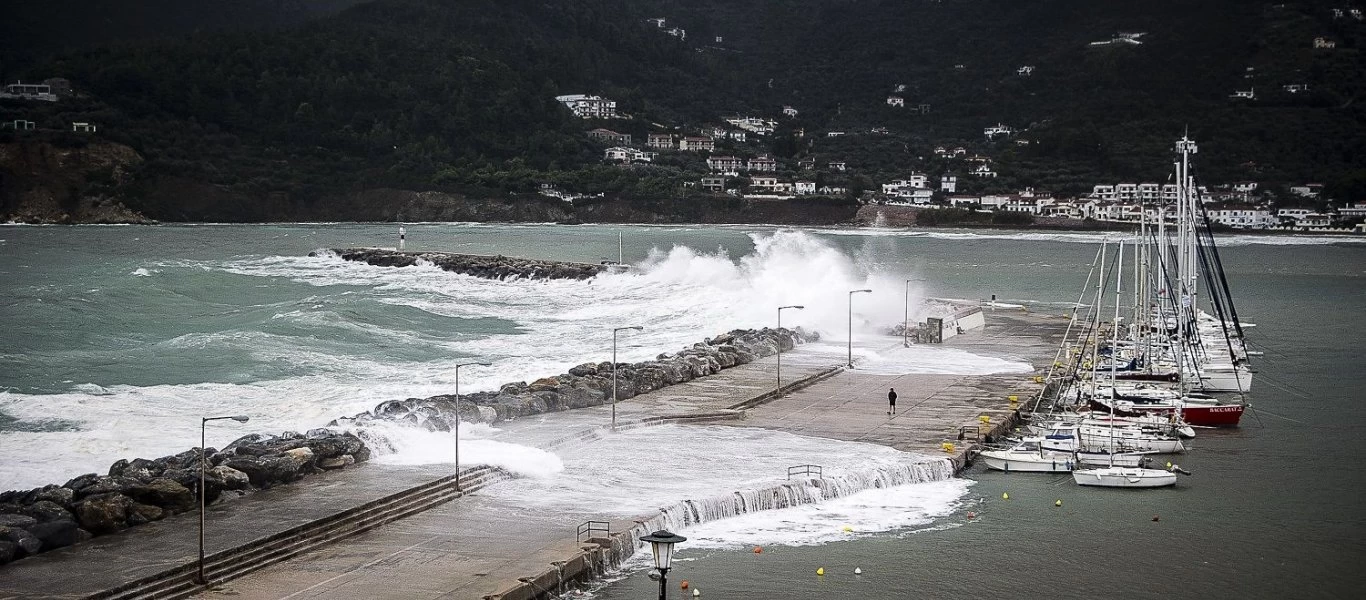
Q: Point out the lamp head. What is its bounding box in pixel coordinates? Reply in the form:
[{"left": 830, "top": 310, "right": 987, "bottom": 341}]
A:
[
  {"left": 639, "top": 530, "right": 687, "bottom": 570},
  {"left": 230, "top": 415, "right": 250, "bottom": 423}
]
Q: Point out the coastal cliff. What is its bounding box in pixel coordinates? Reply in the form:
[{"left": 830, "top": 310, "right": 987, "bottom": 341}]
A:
[{"left": 0, "top": 142, "right": 153, "bottom": 224}]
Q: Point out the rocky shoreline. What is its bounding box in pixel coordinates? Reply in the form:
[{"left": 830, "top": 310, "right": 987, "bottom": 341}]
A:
[
  {"left": 336, "top": 327, "right": 816, "bottom": 434},
  {"left": 0, "top": 429, "right": 369, "bottom": 566},
  {"left": 0, "top": 327, "right": 811, "bottom": 568},
  {"left": 322, "top": 248, "right": 608, "bottom": 280}
]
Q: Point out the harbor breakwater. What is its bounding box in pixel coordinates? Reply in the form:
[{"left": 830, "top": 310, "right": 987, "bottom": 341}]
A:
[
  {"left": 335, "top": 326, "right": 816, "bottom": 433},
  {"left": 0, "top": 429, "right": 370, "bottom": 566},
  {"left": 318, "top": 248, "right": 608, "bottom": 280},
  {"left": 0, "top": 327, "right": 812, "bottom": 569}
]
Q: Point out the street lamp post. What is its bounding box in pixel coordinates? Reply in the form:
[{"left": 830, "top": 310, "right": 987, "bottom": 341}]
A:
[
  {"left": 777, "top": 305, "right": 804, "bottom": 392},
  {"left": 197, "top": 414, "right": 249, "bottom": 586},
  {"left": 904, "top": 278, "right": 924, "bottom": 347},
  {"left": 612, "top": 326, "right": 644, "bottom": 430},
  {"left": 848, "top": 289, "right": 872, "bottom": 368},
  {"left": 453, "top": 361, "right": 491, "bottom": 491},
  {"left": 640, "top": 530, "right": 687, "bottom": 600}
]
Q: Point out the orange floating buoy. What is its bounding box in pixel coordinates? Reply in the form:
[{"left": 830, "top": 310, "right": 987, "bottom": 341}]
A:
[
  {"left": 753, "top": 546, "right": 763, "bottom": 554},
  {"left": 967, "top": 511, "right": 976, "bottom": 519},
  {"left": 680, "top": 580, "right": 689, "bottom": 590}
]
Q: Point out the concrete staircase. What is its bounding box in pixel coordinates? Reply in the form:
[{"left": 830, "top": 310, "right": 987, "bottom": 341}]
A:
[{"left": 90, "top": 465, "right": 510, "bottom": 600}]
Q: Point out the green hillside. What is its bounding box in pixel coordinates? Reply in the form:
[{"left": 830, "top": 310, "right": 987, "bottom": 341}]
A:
[{"left": 1, "top": 0, "right": 1363, "bottom": 221}]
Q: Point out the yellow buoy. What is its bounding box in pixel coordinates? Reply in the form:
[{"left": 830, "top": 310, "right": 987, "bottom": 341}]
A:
[
  {"left": 816, "top": 567, "right": 825, "bottom": 576},
  {"left": 1002, "top": 492, "right": 1009, "bottom": 500},
  {"left": 978, "top": 415, "right": 991, "bottom": 424},
  {"left": 1166, "top": 461, "right": 1173, "bottom": 469},
  {"left": 1008, "top": 395, "right": 1018, "bottom": 403},
  {"left": 1055, "top": 499, "right": 1062, "bottom": 507},
  {"left": 941, "top": 442, "right": 955, "bottom": 453}
]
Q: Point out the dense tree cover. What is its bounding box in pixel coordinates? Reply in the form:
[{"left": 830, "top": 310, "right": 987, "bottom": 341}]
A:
[{"left": 1, "top": 0, "right": 1363, "bottom": 221}]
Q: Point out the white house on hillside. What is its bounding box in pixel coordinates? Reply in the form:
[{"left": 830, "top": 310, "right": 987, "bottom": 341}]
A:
[
  {"left": 1208, "top": 205, "right": 1274, "bottom": 229},
  {"left": 555, "top": 94, "right": 618, "bottom": 119},
  {"left": 971, "top": 164, "right": 997, "bottom": 178},
  {"left": 941, "top": 175, "right": 957, "bottom": 193}
]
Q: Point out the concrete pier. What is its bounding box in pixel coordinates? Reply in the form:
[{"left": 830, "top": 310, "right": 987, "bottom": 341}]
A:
[{"left": 0, "top": 312, "right": 1066, "bottom": 600}]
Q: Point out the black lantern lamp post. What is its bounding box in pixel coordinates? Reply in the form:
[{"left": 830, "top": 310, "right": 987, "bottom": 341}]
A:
[{"left": 640, "top": 529, "right": 687, "bottom": 600}]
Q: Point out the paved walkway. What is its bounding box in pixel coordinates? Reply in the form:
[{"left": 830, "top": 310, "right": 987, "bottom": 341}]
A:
[{"left": 0, "top": 312, "right": 1066, "bottom": 600}]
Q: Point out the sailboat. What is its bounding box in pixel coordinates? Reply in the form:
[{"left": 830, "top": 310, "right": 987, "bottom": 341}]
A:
[
  {"left": 979, "top": 438, "right": 1077, "bottom": 473},
  {"left": 1072, "top": 240, "right": 1179, "bottom": 489}
]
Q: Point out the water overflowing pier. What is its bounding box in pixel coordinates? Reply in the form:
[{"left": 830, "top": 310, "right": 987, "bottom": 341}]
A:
[{"left": 0, "top": 312, "right": 1066, "bottom": 600}]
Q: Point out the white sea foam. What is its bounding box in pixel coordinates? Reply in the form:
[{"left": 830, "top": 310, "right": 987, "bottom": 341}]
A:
[
  {"left": 360, "top": 421, "right": 565, "bottom": 479},
  {"left": 478, "top": 424, "right": 958, "bottom": 527},
  {"left": 678, "top": 478, "right": 970, "bottom": 548},
  {"left": 0, "top": 230, "right": 1000, "bottom": 490}
]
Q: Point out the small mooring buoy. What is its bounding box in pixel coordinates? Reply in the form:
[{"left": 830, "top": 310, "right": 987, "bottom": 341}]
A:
[
  {"left": 1055, "top": 499, "right": 1062, "bottom": 507},
  {"left": 855, "top": 567, "right": 863, "bottom": 575},
  {"left": 816, "top": 567, "right": 825, "bottom": 576}
]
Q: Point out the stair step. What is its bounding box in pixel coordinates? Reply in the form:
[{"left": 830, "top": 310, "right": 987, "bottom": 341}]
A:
[{"left": 93, "top": 468, "right": 512, "bottom": 600}]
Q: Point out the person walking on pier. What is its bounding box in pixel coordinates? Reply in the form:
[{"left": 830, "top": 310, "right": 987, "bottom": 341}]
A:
[{"left": 888, "top": 387, "right": 898, "bottom": 415}]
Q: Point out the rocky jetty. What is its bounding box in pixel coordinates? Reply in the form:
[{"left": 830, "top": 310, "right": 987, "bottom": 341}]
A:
[
  {"left": 337, "top": 327, "right": 818, "bottom": 434},
  {"left": 320, "top": 248, "right": 607, "bottom": 281},
  {"left": 0, "top": 429, "right": 369, "bottom": 566}
]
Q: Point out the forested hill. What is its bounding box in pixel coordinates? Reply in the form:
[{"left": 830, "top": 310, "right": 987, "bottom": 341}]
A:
[
  {"left": 1, "top": 0, "right": 1363, "bottom": 222},
  {"left": 0, "top": 1, "right": 376, "bottom": 65}
]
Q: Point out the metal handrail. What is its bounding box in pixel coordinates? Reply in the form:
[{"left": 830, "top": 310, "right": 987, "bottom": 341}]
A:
[
  {"left": 786, "top": 464, "right": 823, "bottom": 480},
  {"left": 577, "top": 520, "right": 610, "bottom": 542}
]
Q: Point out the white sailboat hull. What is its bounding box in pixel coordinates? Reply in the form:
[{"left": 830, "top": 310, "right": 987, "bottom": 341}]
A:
[
  {"left": 1072, "top": 467, "right": 1177, "bottom": 488},
  {"left": 980, "top": 450, "right": 1075, "bottom": 473}
]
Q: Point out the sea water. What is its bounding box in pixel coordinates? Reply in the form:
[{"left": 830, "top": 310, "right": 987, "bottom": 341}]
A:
[{"left": 2, "top": 223, "right": 1363, "bottom": 598}]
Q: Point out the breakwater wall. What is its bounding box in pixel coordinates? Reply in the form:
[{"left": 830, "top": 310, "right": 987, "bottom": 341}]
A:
[
  {"left": 318, "top": 248, "right": 608, "bottom": 280},
  {"left": 336, "top": 326, "right": 817, "bottom": 433},
  {"left": 490, "top": 457, "right": 956, "bottom": 600},
  {"left": 0, "top": 429, "right": 370, "bottom": 567}
]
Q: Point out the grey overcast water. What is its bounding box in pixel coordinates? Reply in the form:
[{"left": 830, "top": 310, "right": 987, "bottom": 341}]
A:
[{"left": 1, "top": 223, "right": 1363, "bottom": 599}]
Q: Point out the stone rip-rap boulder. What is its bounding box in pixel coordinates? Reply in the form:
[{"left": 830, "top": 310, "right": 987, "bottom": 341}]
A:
[
  {"left": 0, "top": 428, "right": 371, "bottom": 568},
  {"left": 348, "top": 325, "right": 817, "bottom": 430}
]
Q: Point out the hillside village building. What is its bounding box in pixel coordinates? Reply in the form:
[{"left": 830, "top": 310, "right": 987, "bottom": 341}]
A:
[
  {"left": 647, "top": 133, "right": 674, "bottom": 149},
  {"left": 1208, "top": 205, "right": 1275, "bottom": 229},
  {"left": 604, "top": 147, "right": 656, "bottom": 163},
  {"left": 1, "top": 81, "right": 58, "bottom": 101},
  {"left": 678, "top": 136, "right": 715, "bottom": 151},
  {"left": 587, "top": 129, "right": 631, "bottom": 145},
  {"left": 555, "top": 94, "right": 618, "bottom": 119},
  {"left": 706, "top": 155, "right": 745, "bottom": 174}
]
